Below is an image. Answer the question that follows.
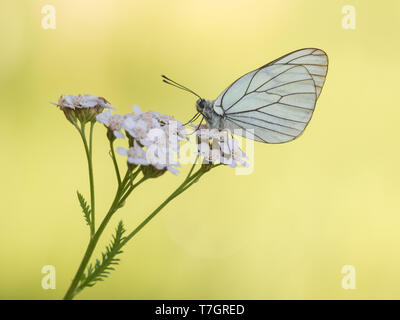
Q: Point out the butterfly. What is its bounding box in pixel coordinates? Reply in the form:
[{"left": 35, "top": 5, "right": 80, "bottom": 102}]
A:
[{"left": 162, "top": 48, "right": 328, "bottom": 144}]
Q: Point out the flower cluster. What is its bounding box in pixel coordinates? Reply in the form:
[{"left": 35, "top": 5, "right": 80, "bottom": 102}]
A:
[
  {"left": 114, "top": 105, "right": 187, "bottom": 176},
  {"left": 195, "top": 125, "right": 248, "bottom": 168},
  {"left": 53, "top": 93, "right": 250, "bottom": 176},
  {"left": 52, "top": 94, "right": 114, "bottom": 124},
  {"left": 95, "top": 106, "right": 248, "bottom": 174}
]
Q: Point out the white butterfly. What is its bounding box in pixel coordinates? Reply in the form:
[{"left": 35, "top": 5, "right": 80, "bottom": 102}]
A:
[{"left": 163, "top": 48, "right": 328, "bottom": 143}]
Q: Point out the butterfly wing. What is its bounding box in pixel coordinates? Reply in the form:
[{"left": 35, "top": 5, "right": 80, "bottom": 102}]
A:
[{"left": 213, "top": 48, "right": 328, "bottom": 143}]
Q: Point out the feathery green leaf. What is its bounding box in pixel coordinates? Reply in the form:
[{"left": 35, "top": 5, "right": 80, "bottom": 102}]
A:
[
  {"left": 77, "top": 191, "right": 91, "bottom": 226},
  {"left": 78, "top": 221, "right": 126, "bottom": 290}
]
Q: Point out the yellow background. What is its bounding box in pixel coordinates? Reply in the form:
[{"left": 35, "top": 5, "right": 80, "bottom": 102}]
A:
[{"left": 1, "top": 0, "right": 399, "bottom": 299}]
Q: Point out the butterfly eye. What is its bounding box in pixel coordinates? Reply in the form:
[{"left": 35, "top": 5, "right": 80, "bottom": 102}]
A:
[{"left": 196, "top": 99, "right": 205, "bottom": 112}]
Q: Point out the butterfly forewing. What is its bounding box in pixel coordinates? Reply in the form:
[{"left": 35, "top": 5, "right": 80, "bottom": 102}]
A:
[{"left": 213, "top": 48, "right": 328, "bottom": 143}]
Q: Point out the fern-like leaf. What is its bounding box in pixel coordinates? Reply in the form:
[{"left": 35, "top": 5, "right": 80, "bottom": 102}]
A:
[
  {"left": 77, "top": 191, "right": 91, "bottom": 226},
  {"left": 78, "top": 221, "right": 126, "bottom": 290}
]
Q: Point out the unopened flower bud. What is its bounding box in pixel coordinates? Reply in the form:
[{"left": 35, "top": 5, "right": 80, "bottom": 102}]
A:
[{"left": 141, "top": 165, "right": 166, "bottom": 179}]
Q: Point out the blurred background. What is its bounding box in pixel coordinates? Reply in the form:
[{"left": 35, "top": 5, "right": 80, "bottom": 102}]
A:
[{"left": 1, "top": 0, "right": 400, "bottom": 299}]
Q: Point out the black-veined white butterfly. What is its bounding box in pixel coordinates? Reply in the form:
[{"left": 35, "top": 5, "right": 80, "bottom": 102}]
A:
[{"left": 163, "top": 48, "right": 328, "bottom": 143}]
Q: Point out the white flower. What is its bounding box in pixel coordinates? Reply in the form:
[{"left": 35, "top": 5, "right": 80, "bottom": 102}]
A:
[
  {"left": 222, "top": 137, "right": 249, "bottom": 168},
  {"left": 116, "top": 141, "right": 149, "bottom": 166},
  {"left": 52, "top": 94, "right": 115, "bottom": 110},
  {"left": 96, "top": 110, "right": 125, "bottom": 139},
  {"left": 195, "top": 124, "right": 248, "bottom": 168},
  {"left": 123, "top": 116, "right": 152, "bottom": 145},
  {"left": 118, "top": 105, "right": 188, "bottom": 175},
  {"left": 145, "top": 144, "right": 181, "bottom": 175},
  {"left": 51, "top": 94, "right": 115, "bottom": 124},
  {"left": 132, "top": 104, "right": 142, "bottom": 115},
  {"left": 146, "top": 128, "right": 168, "bottom": 147}
]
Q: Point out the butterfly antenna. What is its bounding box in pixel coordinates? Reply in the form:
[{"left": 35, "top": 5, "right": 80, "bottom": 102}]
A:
[{"left": 161, "top": 75, "right": 202, "bottom": 99}]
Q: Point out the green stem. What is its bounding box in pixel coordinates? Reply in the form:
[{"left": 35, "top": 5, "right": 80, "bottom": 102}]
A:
[
  {"left": 118, "top": 176, "right": 147, "bottom": 206},
  {"left": 120, "top": 165, "right": 209, "bottom": 248},
  {"left": 75, "top": 122, "right": 96, "bottom": 237},
  {"left": 185, "top": 154, "right": 199, "bottom": 180},
  {"left": 110, "top": 140, "right": 122, "bottom": 186},
  {"left": 88, "top": 122, "right": 95, "bottom": 234},
  {"left": 63, "top": 170, "right": 143, "bottom": 300}
]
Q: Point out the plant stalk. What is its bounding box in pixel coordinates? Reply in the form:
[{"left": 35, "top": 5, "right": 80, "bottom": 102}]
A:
[{"left": 63, "top": 171, "right": 137, "bottom": 300}]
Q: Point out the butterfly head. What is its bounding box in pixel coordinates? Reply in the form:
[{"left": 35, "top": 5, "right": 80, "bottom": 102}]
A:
[
  {"left": 196, "top": 99, "right": 219, "bottom": 128},
  {"left": 195, "top": 99, "right": 206, "bottom": 113}
]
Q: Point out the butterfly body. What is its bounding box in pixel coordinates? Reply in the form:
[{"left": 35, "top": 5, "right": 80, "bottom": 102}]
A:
[
  {"left": 196, "top": 99, "right": 225, "bottom": 129},
  {"left": 195, "top": 48, "right": 328, "bottom": 144}
]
